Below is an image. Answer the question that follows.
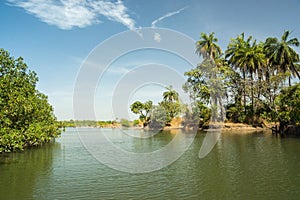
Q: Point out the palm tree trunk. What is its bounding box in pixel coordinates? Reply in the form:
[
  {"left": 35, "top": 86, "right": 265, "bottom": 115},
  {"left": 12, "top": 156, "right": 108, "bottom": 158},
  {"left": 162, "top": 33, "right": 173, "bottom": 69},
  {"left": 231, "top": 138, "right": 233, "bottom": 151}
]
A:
[
  {"left": 242, "top": 69, "right": 247, "bottom": 116},
  {"left": 257, "top": 69, "right": 262, "bottom": 100},
  {"left": 218, "top": 96, "right": 225, "bottom": 121},
  {"left": 251, "top": 73, "right": 254, "bottom": 124},
  {"left": 292, "top": 64, "right": 300, "bottom": 81}
]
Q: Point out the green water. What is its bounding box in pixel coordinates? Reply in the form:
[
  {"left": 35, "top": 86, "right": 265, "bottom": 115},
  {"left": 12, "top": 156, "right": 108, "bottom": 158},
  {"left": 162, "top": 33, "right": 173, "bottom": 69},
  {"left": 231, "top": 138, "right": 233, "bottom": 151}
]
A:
[{"left": 1, "top": 128, "right": 300, "bottom": 200}]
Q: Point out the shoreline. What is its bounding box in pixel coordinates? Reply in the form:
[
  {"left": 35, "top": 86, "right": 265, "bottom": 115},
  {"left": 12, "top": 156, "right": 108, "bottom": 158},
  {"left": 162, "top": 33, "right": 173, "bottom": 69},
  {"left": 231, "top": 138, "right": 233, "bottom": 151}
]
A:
[{"left": 68, "top": 122, "right": 272, "bottom": 133}]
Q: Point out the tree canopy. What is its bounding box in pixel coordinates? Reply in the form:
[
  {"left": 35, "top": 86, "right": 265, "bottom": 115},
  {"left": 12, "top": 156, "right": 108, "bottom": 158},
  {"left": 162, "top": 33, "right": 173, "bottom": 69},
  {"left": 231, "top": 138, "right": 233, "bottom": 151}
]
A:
[
  {"left": 130, "top": 86, "right": 182, "bottom": 129},
  {"left": 130, "top": 100, "right": 153, "bottom": 127},
  {"left": 0, "top": 48, "right": 60, "bottom": 152},
  {"left": 184, "top": 31, "right": 300, "bottom": 129}
]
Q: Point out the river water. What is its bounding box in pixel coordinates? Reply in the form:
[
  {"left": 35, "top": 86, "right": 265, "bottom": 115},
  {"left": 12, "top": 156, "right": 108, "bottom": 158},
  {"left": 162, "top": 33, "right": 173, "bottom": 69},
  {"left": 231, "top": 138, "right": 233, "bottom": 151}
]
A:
[{"left": 0, "top": 128, "right": 300, "bottom": 199}]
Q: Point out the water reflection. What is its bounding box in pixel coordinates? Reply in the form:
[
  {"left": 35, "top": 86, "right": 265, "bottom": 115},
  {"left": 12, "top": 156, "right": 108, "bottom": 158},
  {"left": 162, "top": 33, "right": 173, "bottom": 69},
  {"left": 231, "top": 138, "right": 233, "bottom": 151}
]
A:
[
  {"left": 0, "top": 129, "right": 300, "bottom": 199},
  {"left": 0, "top": 142, "right": 60, "bottom": 199}
]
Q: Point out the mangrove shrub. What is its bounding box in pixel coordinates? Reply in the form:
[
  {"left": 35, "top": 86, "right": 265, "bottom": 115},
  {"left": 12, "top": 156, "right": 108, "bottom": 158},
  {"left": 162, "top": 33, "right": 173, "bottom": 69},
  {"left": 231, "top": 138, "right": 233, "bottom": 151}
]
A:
[{"left": 0, "top": 48, "right": 60, "bottom": 152}]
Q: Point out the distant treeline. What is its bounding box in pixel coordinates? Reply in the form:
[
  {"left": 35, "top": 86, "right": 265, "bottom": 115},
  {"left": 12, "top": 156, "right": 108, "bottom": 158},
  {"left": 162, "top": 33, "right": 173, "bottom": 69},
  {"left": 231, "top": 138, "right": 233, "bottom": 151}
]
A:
[{"left": 59, "top": 119, "right": 140, "bottom": 128}]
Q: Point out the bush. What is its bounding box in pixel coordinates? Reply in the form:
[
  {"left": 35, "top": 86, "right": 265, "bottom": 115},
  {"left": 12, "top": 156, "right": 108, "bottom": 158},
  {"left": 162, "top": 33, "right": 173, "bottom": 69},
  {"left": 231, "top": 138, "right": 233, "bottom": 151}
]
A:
[{"left": 120, "top": 118, "right": 131, "bottom": 128}]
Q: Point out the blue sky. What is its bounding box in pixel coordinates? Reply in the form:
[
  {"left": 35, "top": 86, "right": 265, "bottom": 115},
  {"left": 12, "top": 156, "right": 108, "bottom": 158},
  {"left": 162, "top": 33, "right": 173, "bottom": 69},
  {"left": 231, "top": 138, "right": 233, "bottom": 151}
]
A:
[{"left": 1, "top": 0, "right": 300, "bottom": 120}]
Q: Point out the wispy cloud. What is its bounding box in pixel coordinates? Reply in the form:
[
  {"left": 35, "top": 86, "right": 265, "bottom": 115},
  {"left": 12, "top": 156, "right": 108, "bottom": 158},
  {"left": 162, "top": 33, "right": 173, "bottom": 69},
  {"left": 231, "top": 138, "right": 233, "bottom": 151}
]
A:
[
  {"left": 7, "top": 0, "right": 136, "bottom": 30},
  {"left": 106, "top": 66, "right": 132, "bottom": 75},
  {"left": 151, "top": 6, "right": 188, "bottom": 28},
  {"left": 151, "top": 6, "right": 188, "bottom": 43}
]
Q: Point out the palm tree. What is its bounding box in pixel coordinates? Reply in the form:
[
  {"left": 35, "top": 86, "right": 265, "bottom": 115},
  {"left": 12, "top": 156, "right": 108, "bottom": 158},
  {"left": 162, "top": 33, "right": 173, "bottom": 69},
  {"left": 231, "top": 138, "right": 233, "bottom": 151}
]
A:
[
  {"left": 225, "top": 33, "right": 253, "bottom": 116},
  {"left": 226, "top": 35, "right": 267, "bottom": 123},
  {"left": 196, "top": 32, "right": 222, "bottom": 122},
  {"left": 196, "top": 32, "right": 222, "bottom": 61},
  {"left": 163, "top": 86, "right": 179, "bottom": 102},
  {"left": 264, "top": 30, "right": 300, "bottom": 86},
  {"left": 235, "top": 41, "right": 267, "bottom": 122},
  {"left": 225, "top": 33, "right": 252, "bottom": 63}
]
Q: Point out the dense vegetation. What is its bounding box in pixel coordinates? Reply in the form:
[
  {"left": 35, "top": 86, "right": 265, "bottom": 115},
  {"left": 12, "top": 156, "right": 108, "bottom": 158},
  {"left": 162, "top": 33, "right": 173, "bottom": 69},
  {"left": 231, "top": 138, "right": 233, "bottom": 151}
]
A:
[
  {"left": 0, "top": 49, "right": 61, "bottom": 152},
  {"left": 129, "top": 31, "right": 300, "bottom": 132},
  {"left": 184, "top": 30, "right": 300, "bottom": 130},
  {"left": 130, "top": 86, "right": 182, "bottom": 129}
]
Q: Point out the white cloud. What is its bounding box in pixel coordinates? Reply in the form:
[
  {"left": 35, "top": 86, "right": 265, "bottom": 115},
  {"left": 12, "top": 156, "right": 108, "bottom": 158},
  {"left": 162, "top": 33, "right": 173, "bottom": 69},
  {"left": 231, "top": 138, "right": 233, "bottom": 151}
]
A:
[
  {"left": 7, "top": 0, "right": 136, "bottom": 30},
  {"left": 89, "top": 0, "right": 135, "bottom": 30},
  {"left": 151, "top": 6, "right": 188, "bottom": 28},
  {"left": 154, "top": 32, "right": 161, "bottom": 42}
]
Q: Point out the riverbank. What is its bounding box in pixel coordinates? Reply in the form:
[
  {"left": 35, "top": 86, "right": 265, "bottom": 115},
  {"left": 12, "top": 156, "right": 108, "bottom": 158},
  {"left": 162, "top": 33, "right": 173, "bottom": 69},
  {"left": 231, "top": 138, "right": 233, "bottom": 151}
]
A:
[
  {"left": 63, "top": 119, "right": 297, "bottom": 134},
  {"left": 66, "top": 122, "right": 271, "bottom": 132}
]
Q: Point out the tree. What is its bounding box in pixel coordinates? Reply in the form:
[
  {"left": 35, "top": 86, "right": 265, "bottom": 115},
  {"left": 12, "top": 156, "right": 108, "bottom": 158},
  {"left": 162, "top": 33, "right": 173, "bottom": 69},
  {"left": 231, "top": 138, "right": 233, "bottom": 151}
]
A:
[
  {"left": 160, "top": 86, "right": 181, "bottom": 124},
  {"left": 130, "top": 100, "right": 152, "bottom": 127},
  {"left": 233, "top": 41, "right": 266, "bottom": 122},
  {"left": 226, "top": 34, "right": 267, "bottom": 123},
  {"left": 148, "top": 105, "right": 166, "bottom": 129},
  {"left": 183, "top": 101, "right": 211, "bottom": 127},
  {"left": 226, "top": 33, "right": 254, "bottom": 116},
  {"left": 264, "top": 30, "right": 300, "bottom": 86},
  {"left": 226, "top": 33, "right": 252, "bottom": 62},
  {"left": 184, "top": 31, "right": 300, "bottom": 127},
  {"left": 0, "top": 48, "right": 60, "bottom": 152},
  {"left": 183, "top": 56, "right": 230, "bottom": 123},
  {"left": 275, "top": 83, "right": 300, "bottom": 130},
  {"left": 196, "top": 32, "right": 222, "bottom": 60},
  {"left": 192, "top": 32, "right": 226, "bottom": 122},
  {"left": 162, "top": 85, "right": 179, "bottom": 102},
  {"left": 159, "top": 101, "right": 181, "bottom": 124}
]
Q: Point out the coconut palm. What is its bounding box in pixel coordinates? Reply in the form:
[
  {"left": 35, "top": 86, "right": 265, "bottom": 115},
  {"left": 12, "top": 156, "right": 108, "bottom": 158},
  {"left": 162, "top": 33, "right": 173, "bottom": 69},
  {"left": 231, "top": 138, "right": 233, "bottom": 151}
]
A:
[
  {"left": 163, "top": 86, "right": 179, "bottom": 102},
  {"left": 196, "top": 32, "right": 223, "bottom": 122},
  {"left": 225, "top": 33, "right": 253, "bottom": 116},
  {"left": 233, "top": 41, "right": 266, "bottom": 79},
  {"left": 264, "top": 30, "right": 300, "bottom": 86},
  {"left": 225, "top": 33, "right": 252, "bottom": 63},
  {"left": 196, "top": 32, "right": 222, "bottom": 61},
  {"left": 234, "top": 41, "right": 266, "bottom": 122}
]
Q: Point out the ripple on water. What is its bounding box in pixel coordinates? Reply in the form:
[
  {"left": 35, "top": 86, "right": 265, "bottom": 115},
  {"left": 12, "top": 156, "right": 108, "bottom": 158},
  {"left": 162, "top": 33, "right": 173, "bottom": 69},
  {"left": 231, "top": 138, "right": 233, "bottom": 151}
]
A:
[{"left": 1, "top": 129, "right": 300, "bottom": 200}]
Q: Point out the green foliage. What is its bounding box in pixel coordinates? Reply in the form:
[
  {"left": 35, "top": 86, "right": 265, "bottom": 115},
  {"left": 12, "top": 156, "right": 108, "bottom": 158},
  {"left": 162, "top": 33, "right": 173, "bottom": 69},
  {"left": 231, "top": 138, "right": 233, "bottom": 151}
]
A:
[
  {"left": 149, "top": 105, "right": 166, "bottom": 129},
  {"left": 159, "top": 101, "right": 181, "bottom": 123},
  {"left": 133, "top": 119, "right": 140, "bottom": 126},
  {"left": 183, "top": 57, "right": 229, "bottom": 122},
  {"left": 130, "top": 100, "right": 153, "bottom": 126},
  {"left": 264, "top": 30, "right": 300, "bottom": 83},
  {"left": 59, "top": 120, "right": 76, "bottom": 127},
  {"left": 226, "top": 104, "right": 245, "bottom": 123},
  {"left": 275, "top": 83, "right": 300, "bottom": 125},
  {"left": 185, "top": 30, "right": 300, "bottom": 126},
  {"left": 97, "top": 120, "right": 114, "bottom": 127},
  {"left": 120, "top": 118, "right": 131, "bottom": 127},
  {"left": 159, "top": 86, "right": 181, "bottom": 124},
  {"left": 130, "top": 86, "right": 183, "bottom": 128},
  {"left": 193, "top": 101, "right": 211, "bottom": 122},
  {"left": 196, "top": 32, "right": 222, "bottom": 60},
  {"left": 162, "top": 85, "right": 179, "bottom": 102},
  {"left": 0, "top": 48, "right": 60, "bottom": 152},
  {"left": 59, "top": 120, "right": 121, "bottom": 128},
  {"left": 72, "top": 120, "right": 98, "bottom": 127}
]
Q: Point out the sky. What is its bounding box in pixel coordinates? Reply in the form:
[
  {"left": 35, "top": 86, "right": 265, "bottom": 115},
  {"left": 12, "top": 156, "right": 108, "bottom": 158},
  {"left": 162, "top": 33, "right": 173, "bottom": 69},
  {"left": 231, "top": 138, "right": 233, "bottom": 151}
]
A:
[{"left": 1, "top": 0, "right": 300, "bottom": 120}]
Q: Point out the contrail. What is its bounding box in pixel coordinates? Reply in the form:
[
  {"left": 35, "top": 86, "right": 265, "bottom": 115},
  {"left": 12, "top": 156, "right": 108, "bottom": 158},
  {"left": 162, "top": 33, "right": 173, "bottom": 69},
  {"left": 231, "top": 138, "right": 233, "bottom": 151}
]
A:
[{"left": 151, "top": 6, "right": 188, "bottom": 28}]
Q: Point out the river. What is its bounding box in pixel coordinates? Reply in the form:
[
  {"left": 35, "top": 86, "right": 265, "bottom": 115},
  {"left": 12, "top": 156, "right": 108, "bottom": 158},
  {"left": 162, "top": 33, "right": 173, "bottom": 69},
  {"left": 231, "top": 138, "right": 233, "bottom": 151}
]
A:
[{"left": 0, "top": 128, "right": 300, "bottom": 199}]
